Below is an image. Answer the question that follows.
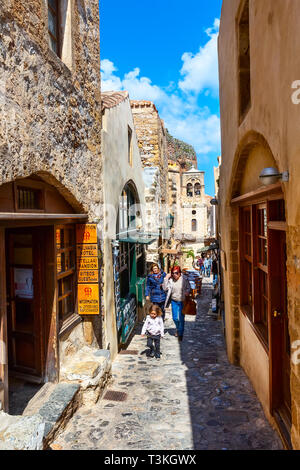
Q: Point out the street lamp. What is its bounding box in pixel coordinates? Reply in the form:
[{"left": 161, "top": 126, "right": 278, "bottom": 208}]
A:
[
  {"left": 259, "top": 167, "right": 289, "bottom": 186},
  {"left": 166, "top": 213, "right": 175, "bottom": 229},
  {"left": 210, "top": 198, "right": 218, "bottom": 206}
]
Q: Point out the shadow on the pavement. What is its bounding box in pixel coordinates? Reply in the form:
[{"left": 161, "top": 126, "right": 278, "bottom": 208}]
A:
[{"left": 177, "top": 279, "right": 218, "bottom": 450}]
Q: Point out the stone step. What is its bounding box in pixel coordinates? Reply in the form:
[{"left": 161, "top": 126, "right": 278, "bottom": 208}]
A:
[{"left": 0, "top": 382, "right": 80, "bottom": 450}]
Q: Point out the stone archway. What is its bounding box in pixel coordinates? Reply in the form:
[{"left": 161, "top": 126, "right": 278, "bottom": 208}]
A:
[{"left": 225, "top": 131, "right": 281, "bottom": 365}]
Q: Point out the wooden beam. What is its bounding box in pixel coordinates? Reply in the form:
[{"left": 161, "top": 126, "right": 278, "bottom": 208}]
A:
[
  {"left": 268, "top": 221, "right": 287, "bottom": 232},
  {"left": 231, "top": 182, "right": 283, "bottom": 206},
  {"left": 0, "top": 213, "right": 88, "bottom": 220}
]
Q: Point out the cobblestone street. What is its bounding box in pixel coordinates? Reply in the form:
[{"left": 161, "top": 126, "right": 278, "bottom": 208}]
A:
[{"left": 52, "top": 279, "right": 283, "bottom": 450}]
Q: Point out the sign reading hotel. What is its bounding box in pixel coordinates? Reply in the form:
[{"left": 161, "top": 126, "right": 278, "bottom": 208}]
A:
[{"left": 76, "top": 224, "right": 100, "bottom": 315}]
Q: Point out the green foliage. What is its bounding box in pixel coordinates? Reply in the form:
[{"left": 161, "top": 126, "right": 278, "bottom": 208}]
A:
[
  {"left": 186, "top": 249, "right": 195, "bottom": 260},
  {"left": 166, "top": 129, "right": 197, "bottom": 163}
]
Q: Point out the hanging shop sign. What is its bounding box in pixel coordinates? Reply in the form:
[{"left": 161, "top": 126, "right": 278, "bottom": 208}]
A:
[
  {"left": 78, "top": 284, "right": 100, "bottom": 315},
  {"left": 76, "top": 223, "right": 100, "bottom": 315},
  {"left": 76, "top": 224, "right": 97, "bottom": 244}
]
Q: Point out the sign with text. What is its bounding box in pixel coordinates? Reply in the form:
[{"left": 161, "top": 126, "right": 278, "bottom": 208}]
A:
[
  {"left": 76, "top": 223, "right": 100, "bottom": 315},
  {"left": 76, "top": 224, "right": 97, "bottom": 245},
  {"left": 78, "top": 269, "right": 98, "bottom": 283},
  {"left": 77, "top": 257, "right": 99, "bottom": 271},
  {"left": 76, "top": 244, "right": 98, "bottom": 258},
  {"left": 78, "top": 284, "right": 100, "bottom": 315}
]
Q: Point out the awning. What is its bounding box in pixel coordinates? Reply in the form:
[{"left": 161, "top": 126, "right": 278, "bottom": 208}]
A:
[
  {"left": 197, "top": 246, "right": 211, "bottom": 253},
  {"left": 118, "top": 232, "right": 158, "bottom": 245}
]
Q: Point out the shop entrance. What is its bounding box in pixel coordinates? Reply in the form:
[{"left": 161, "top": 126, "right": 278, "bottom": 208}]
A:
[
  {"left": 5, "top": 227, "right": 49, "bottom": 413},
  {"left": 6, "top": 228, "right": 45, "bottom": 380}
]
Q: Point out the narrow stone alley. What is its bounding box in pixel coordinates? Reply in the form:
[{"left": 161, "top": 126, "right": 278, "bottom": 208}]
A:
[{"left": 52, "top": 279, "right": 283, "bottom": 451}]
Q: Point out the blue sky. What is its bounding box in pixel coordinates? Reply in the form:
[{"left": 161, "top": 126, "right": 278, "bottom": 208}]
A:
[{"left": 100, "top": 0, "right": 223, "bottom": 196}]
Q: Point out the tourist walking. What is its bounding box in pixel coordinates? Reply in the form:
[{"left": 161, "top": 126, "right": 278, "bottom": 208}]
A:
[
  {"left": 212, "top": 255, "right": 218, "bottom": 286},
  {"left": 163, "top": 266, "right": 191, "bottom": 342},
  {"left": 146, "top": 263, "right": 167, "bottom": 320},
  {"left": 141, "top": 304, "right": 164, "bottom": 359},
  {"left": 204, "top": 256, "right": 212, "bottom": 277}
]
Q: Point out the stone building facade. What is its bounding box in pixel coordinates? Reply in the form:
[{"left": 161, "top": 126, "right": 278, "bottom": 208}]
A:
[
  {"left": 101, "top": 91, "right": 147, "bottom": 359},
  {"left": 131, "top": 101, "right": 169, "bottom": 265},
  {"left": 0, "top": 1, "right": 107, "bottom": 420},
  {"left": 219, "top": 0, "right": 300, "bottom": 449},
  {"left": 167, "top": 163, "right": 213, "bottom": 261}
]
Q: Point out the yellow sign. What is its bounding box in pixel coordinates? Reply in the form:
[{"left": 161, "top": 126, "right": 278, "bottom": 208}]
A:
[
  {"left": 76, "top": 223, "right": 100, "bottom": 315},
  {"left": 76, "top": 224, "right": 97, "bottom": 244},
  {"left": 76, "top": 244, "right": 98, "bottom": 258},
  {"left": 77, "top": 257, "right": 98, "bottom": 270},
  {"left": 78, "top": 269, "right": 99, "bottom": 283},
  {"left": 57, "top": 254, "right": 62, "bottom": 273},
  {"left": 78, "top": 284, "right": 100, "bottom": 315}
]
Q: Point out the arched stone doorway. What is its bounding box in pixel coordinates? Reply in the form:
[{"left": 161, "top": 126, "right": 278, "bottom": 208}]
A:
[
  {"left": 226, "top": 132, "right": 291, "bottom": 446},
  {"left": 0, "top": 174, "right": 87, "bottom": 414}
]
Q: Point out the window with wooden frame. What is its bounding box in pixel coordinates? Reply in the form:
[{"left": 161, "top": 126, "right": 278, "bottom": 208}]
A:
[
  {"left": 56, "top": 225, "right": 76, "bottom": 327},
  {"left": 240, "top": 207, "right": 253, "bottom": 314},
  {"left": 191, "top": 219, "right": 197, "bottom": 232},
  {"left": 14, "top": 182, "right": 45, "bottom": 212},
  {"left": 238, "top": 0, "right": 251, "bottom": 122},
  {"left": 48, "top": 0, "right": 60, "bottom": 57},
  {"left": 240, "top": 201, "right": 285, "bottom": 346},
  {"left": 254, "top": 204, "right": 269, "bottom": 340}
]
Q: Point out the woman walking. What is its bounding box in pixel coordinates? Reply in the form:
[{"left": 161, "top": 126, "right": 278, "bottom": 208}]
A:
[
  {"left": 163, "top": 266, "right": 191, "bottom": 341},
  {"left": 145, "top": 263, "right": 167, "bottom": 320}
]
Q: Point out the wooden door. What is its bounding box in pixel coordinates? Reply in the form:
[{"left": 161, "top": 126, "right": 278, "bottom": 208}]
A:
[
  {"left": 279, "top": 233, "right": 291, "bottom": 419},
  {"left": 0, "top": 228, "right": 8, "bottom": 411},
  {"left": 6, "top": 229, "right": 44, "bottom": 382},
  {"left": 269, "top": 228, "right": 291, "bottom": 438}
]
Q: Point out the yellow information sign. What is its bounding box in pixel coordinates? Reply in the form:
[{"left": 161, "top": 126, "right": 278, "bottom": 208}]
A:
[
  {"left": 76, "top": 224, "right": 97, "bottom": 244},
  {"left": 76, "top": 223, "right": 100, "bottom": 315},
  {"left": 76, "top": 244, "right": 98, "bottom": 258},
  {"left": 78, "top": 284, "right": 100, "bottom": 315},
  {"left": 77, "top": 257, "right": 98, "bottom": 271},
  {"left": 78, "top": 270, "right": 99, "bottom": 283}
]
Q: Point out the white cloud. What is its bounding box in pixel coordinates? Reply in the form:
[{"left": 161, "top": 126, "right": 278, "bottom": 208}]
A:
[
  {"left": 178, "top": 18, "right": 220, "bottom": 96},
  {"left": 101, "top": 59, "right": 122, "bottom": 91},
  {"left": 100, "top": 18, "right": 221, "bottom": 158},
  {"left": 164, "top": 110, "right": 220, "bottom": 157}
]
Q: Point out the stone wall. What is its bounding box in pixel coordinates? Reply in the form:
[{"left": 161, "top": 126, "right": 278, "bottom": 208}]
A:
[
  {"left": 166, "top": 129, "right": 197, "bottom": 170},
  {"left": 218, "top": 0, "right": 300, "bottom": 448},
  {"left": 131, "top": 101, "right": 169, "bottom": 260},
  {"left": 0, "top": 1, "right": 102, "bottom": 220},
  {"left": 0, "top": 1, "right": 106, "bottom": 410}
]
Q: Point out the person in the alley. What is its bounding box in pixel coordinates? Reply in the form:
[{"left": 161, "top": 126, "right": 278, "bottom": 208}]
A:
[
  {"left": 141, "top": 304, "right": 164, "bottom": 359},
  {"left": 145, "top": 263, "right": 167, "bottom": 320},
  {"left": 163, "top": 266, "right": 191, "bottom": 342}
]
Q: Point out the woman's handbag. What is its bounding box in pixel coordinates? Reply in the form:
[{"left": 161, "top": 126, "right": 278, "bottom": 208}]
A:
[{"left": 182, "top": 295, "right": 197, "bottom": 316}]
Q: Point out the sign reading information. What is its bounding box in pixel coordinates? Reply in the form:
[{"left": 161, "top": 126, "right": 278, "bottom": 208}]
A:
[{"left": 76, "top": 224, "right": 100, "bottom": 315}]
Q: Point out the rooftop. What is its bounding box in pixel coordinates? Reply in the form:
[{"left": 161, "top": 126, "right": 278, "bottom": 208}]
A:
[{"left": 101, "top": 91, "right": 129, "bottom": 111}]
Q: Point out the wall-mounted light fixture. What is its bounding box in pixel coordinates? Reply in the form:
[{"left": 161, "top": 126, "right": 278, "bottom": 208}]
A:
[
  {"left": 210, "top": 198, "right": 219, "bottom": 206},
  {"left": 166, "top": 213, "right": 175, "bottom": 229},
  {"left": 259, "top": 167, "right": 289, "bottom": 186}
]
